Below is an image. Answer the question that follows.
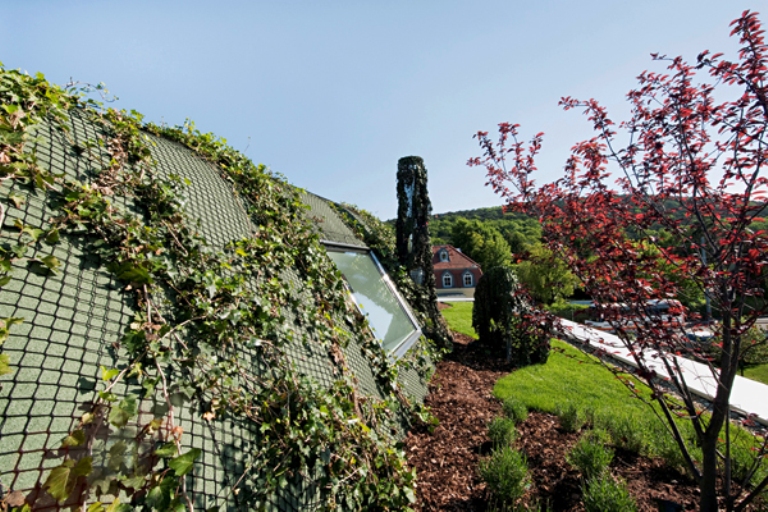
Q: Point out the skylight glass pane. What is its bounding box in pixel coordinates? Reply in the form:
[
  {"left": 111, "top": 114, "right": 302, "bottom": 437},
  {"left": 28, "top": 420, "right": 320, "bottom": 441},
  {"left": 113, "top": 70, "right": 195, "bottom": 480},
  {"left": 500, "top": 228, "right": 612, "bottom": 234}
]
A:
[{"left": 327, "top": 250, "right": 419, "bottom": 354}]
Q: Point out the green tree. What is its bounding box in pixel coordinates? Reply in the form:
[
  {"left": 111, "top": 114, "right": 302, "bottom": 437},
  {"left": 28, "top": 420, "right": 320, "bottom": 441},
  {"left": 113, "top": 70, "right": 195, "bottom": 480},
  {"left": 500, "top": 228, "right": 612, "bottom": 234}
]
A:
[
  {"left": 514, "top": 244, "right": 580, "bottom": 305},
  {"left": 450, "top": 219, "right": 512, "bottom": 269}
]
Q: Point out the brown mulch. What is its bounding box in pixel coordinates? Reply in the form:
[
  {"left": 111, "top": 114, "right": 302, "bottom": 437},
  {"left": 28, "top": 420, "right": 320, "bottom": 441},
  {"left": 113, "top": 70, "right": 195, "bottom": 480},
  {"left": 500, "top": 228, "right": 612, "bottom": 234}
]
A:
[{"left": 404, "top": 332, "right": 701, "bottom": 511}]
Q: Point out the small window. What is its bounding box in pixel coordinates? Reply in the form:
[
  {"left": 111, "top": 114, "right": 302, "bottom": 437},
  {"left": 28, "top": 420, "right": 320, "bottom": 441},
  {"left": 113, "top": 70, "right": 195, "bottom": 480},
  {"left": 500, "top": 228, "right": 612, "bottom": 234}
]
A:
[
  {"left": 442, "top": 272, "right": 453, "bottom": 288},
  {"left": 439, "top": 249, "right": 449, "bottom": 262},
  {"left": 326, "top": 246, "right": 421, "bottom": 358},
  {"left": 463, "top": 272, "right": 473, "bottom": 287}
]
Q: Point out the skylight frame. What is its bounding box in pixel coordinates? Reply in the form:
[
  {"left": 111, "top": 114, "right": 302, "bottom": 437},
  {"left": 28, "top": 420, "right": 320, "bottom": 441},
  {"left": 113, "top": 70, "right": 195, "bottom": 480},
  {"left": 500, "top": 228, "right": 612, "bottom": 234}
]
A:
[{"left": 322, "top": 240, "right": 422, "bottom": 359}]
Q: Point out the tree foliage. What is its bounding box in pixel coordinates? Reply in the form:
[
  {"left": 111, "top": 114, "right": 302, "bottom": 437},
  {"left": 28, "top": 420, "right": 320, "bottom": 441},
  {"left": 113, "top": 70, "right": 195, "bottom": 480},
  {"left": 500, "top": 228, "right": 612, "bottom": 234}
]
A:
[
  {"left": 450, "top": 218, "right": 513, "bottom": 269},
  {"left": 428, "top": 207, "right": 541, "bottom": 255},
  {"left": 472, "top": 266, "right": 550, "bottom": 366},
  {"left": 514, "top": 243, "right": 581, "bottom": 305},
  {"left": 470, "top": 11, "right": 768, "bottom": 511}
]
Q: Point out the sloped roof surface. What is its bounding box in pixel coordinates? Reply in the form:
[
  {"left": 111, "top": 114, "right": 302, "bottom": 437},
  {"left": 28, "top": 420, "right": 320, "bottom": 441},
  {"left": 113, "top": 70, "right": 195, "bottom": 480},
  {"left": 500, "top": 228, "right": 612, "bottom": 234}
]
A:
[
  {"left": 301, "top": 192, "right": 366, "bottom": 248},
  {"left": 432, "top": 244, "right": 482, "bottom": 271},
  {"left": 0, "top": 110, "right": 428, "bottom": 510}
]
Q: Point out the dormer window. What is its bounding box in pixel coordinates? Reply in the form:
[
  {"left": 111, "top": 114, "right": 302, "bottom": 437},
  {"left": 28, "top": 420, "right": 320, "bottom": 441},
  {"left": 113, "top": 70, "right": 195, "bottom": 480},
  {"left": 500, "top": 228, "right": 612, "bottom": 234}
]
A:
[{"left": 439, "top": 249, "right": 449, "bottom": 262}]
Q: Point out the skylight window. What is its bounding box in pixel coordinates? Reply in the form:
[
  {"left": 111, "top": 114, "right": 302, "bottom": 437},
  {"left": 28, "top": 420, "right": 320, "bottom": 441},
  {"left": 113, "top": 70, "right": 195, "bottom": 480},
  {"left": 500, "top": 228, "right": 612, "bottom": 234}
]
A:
[{"left": 325, "top": 245, "right": 421, "bottom": 358}]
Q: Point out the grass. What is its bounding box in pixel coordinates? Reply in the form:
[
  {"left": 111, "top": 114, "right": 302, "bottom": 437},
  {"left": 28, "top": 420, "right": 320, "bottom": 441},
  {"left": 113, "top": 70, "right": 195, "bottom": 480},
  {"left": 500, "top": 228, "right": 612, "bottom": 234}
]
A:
[
  {"left": 743, "top": 363, "right": 768, "bottom": 385},
  {"left": 493, "top": 340, "right": 654, "bottom": 417},
  {"left": 440, "top": 301, "right": 476, "bottom": 337}
]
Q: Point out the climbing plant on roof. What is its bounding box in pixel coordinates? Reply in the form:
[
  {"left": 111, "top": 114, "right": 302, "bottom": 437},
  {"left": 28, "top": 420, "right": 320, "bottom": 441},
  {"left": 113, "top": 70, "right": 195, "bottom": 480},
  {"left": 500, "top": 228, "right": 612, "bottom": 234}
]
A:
[
  {"left": 395, "top": 156, "right": 453, "bottom": 350},
  {"left": 0, "top": 63, "right": 422, "bottom": 511}
]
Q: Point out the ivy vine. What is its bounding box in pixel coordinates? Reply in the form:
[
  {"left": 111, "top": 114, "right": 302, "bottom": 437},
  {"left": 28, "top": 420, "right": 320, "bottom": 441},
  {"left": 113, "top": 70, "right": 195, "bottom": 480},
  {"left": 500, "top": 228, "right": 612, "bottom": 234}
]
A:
[{"left": 0, "top": 63, "right": 433, "bottom": 511}]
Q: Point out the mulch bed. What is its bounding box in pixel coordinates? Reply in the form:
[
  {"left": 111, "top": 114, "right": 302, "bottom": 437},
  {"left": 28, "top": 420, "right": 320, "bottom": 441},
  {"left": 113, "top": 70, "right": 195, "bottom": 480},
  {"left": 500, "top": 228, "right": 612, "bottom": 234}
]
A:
[{"left": 404, "top": 332, "right": 701, "bottom": 511}]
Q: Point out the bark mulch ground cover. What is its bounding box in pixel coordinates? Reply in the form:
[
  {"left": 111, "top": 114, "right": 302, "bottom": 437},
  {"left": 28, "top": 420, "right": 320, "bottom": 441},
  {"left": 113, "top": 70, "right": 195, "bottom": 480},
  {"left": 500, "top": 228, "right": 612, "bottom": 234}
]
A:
[{"left": 405, "top": 332, "right": 700, "bottom": 511}]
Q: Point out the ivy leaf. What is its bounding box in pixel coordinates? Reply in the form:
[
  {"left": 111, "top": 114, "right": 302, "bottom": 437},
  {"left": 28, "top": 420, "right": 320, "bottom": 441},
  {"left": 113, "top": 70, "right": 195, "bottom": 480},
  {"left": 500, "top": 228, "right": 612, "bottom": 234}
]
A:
[
  {"left": 169, "top": 448, "right": 201, "bottom": 476},
  {"left": 154, "top": 441, "right": 178, "bottom": 458},
  {"left": 107, "top": 441, "right": 127, "bottom": 471},
  {"left": 24, "top": 227, "right": 45, "bottom": 241},
  {"left": 111, "top": 262, "right": 153, "bottom": 285},
  {"left": 108, "top": 395, "right": 138, "bottom": 428},
  {"left": 169, "top": 500, "right": 187, "bottom": 512},
  {"left": 100, "top": 366, "right": 120, "bottom": 381},
  {"left": 45, "top": 228, "right": 60, "bottom": 245},
  {"left": 0, "top": 317, "right": 23, "bottom": 345},
  {"left": 105, "top": 497, "right": 132, "bottom": 512},
  {"left": 44, "top": 457, "right": 92, "bottom": 502},
  {"left": 41, "top": 255, "right": 60, "bottom": 272},
  {"left": 0, "top": 354, "right": 12, "bottom": 376},
  {"left": 27, "top": 256, "right": 59, "bottom": 276},
  {"left": 145, "top": 476, "right": 175, "bottom": 510},
  {"left": 61, "top": 429, "right": 85, "bottom": 448},
  {"left": 0, "top": 274, "right": 12, "bottom": 287},
  {"left": 1, "top": 490, "right": 26, "bottom": 508},
  {"left": 122, "top": 330, "right": 146, "bottom": 353},
  {"left": 8, "top": 191, "right": 25, "bottom": 209}
]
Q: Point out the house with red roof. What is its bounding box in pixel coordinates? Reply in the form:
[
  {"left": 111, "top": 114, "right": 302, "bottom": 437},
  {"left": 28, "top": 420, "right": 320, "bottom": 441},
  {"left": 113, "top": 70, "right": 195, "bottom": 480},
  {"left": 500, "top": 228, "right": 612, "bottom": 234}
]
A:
[{"left": 432, "top": 244, "right": 483, "bottom": 298}]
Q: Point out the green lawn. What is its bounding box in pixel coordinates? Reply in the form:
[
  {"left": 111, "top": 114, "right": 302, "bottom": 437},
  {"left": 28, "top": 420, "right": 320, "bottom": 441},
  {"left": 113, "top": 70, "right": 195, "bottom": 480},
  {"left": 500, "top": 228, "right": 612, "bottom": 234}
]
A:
[
  {"left": 440, "top": 302, "right": 653, "bottom": 417},
  {"left": 440, "top": 302, "right": 476, "bottom": 338},
  {"left": 493, "top": 339, "right": 654, "bottom": 417},
  {"left": 744, "top": 363, "right": 768, "bottom": 385}
]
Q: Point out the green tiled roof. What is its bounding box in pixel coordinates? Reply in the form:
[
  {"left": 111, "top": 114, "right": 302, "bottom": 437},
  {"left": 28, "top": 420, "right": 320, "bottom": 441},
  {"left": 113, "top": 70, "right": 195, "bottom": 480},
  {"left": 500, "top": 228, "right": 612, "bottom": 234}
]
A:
[{"left": 0, "top": 110, "right": 430, "bottom": 511}]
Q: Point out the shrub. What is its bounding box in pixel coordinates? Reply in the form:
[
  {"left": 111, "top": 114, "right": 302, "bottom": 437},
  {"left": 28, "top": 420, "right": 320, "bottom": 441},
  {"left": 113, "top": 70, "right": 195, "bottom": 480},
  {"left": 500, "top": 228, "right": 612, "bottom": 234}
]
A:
[
  {"left": 557, "top": 403, "right": 583, "bottom": 433},
  {"left": 567, "top": 432, "right": 614, "bottom": 480},
  {"left": 472, "top": 266, "right": 550, "bottom": 366},
  {"left": 478, "top": 446, "right": 529, "bottom": 506},
  {"left": 488, "top": 416, "right": 516, "bottom": 448},
  {"left": 582, "top": 474, "right": 637, "bottom": 512},
  {"left": 502, "top": 397, "right": 528, "bottom": 424},
  {"left": 603, "top": 414, "right": 646, "bottom": 454}
]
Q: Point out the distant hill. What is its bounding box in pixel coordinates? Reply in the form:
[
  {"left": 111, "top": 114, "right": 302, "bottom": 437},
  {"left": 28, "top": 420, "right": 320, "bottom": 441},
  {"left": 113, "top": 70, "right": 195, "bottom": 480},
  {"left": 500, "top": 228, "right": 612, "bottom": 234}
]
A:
[{"left": 427, "top": 206, "right": 541, "bottom": 248}]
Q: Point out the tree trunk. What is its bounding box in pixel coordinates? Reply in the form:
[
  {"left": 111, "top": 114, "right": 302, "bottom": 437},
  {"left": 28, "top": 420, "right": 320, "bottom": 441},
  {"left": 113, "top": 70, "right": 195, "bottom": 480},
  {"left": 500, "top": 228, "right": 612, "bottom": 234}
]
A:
[{"left": 700, "top": 434, "right": 721, "bottom": 512}]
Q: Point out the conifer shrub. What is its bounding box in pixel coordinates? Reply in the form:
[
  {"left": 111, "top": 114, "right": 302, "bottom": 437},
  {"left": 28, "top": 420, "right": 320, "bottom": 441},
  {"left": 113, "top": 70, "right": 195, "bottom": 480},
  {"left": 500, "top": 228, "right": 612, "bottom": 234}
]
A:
[
  {"left": 478, "top": 446, "right": 530, "bottom": 506},
  {"left": 502, "top": 397, "right": 529, "bottom": 424},
  {"left": 582, "top": 474, "right": 637, "bottom": 512},
  {"left": 603, "top": 414, "right": 647, "bottom": 454},
  {"left": 488, "top": 416, "right": 517, "bottom": 448},
  {"left": 557, "top": 402, "right": 583, "bottom": 432},
  {"left": 472, "top": 266, "right": 550, "bottom": 365},
  {"left": 567, "top": 431, "right": 614, "bottom": 480}
]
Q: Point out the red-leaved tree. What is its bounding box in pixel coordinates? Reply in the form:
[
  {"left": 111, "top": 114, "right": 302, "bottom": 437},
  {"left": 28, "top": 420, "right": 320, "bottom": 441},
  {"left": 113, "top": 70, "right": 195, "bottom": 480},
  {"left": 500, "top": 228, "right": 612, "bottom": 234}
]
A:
[{"left": 470, "top": 11, "right": 768, "bottom": 512}]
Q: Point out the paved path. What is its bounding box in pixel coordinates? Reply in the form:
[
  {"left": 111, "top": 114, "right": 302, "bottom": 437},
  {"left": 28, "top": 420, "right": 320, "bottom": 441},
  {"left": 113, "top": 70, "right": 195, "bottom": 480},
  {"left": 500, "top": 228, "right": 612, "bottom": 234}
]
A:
[{"left": 557, "top": 319, "right": 768, "bottom": 427}]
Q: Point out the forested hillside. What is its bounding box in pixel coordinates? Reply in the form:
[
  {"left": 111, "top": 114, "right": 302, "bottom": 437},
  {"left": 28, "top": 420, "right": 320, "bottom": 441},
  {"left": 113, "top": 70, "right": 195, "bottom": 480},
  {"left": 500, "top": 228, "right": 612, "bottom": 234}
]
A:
[{"left": 428, "top": 206, "right": 540, "bottom": 250}]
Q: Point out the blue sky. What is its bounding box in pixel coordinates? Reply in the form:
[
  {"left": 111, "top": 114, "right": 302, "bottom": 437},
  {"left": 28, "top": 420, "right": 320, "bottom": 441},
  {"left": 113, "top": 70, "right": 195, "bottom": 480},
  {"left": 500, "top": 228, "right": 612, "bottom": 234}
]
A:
[{"left": 0, "top": 1, "right": 759, "bottom": 219}]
